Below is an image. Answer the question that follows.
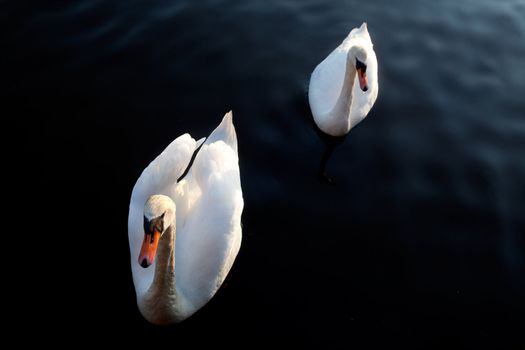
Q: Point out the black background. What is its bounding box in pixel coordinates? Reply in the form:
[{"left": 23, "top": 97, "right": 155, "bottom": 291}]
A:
[{"left": 4, "top": 1, "right": 524, "bottom": 348}]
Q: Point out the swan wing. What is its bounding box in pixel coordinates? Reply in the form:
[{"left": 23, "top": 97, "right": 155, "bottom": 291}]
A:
[
  {"left": 176, "top": 112, "right": 243, "bottom": 310},
  {"left": 204, "top": 110, "right": 238, "bottom": 154},
  {"left": 308, "top": 39, "right": 348, "bottom": 118},
  {"left": 348, "top": 22, "right": 372, "bottom": 42},
  {"left": 128, "top": 133, "right": 200, "bottom": 296}
]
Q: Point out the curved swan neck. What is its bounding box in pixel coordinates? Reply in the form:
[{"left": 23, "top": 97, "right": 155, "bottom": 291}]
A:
[
  {"left": 151, "top": 225, "right": 176, "bottom": 291},
  {"left": 139, "top": 217, "right": 185, "bottom": 324},
  {"left": 327, "top": 47, "right": 359, "bottom": 134}
]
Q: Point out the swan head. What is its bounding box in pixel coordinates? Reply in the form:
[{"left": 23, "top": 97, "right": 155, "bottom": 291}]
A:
[
  {"left": 349, "top": 46, "right": 369, "bottom": 92},
  {"left": 139, "top": 195, "right": 176, "bottom": 268}
]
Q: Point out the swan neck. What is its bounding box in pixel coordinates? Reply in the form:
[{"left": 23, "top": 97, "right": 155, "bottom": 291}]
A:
[
  {"left": 151, "top": 225, "right": 176, "bottom": 291},
  {"left": 139, "top": 217, "right": 184, "bottom": 324},
  {"left": 328, "top": 48, "right": 357, "bottom": 132}
]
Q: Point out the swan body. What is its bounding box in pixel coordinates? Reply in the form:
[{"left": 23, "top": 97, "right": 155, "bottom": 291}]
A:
[
  {"left": 308, "top": 22, "right": 379, "bottom": 136},
  {"left": 128, "top": 111, "right": 243, "bottom": 324}
]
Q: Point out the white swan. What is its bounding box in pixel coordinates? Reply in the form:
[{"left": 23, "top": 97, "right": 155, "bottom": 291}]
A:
[
  {"left": 308, "top": 22, "right": 379, "bottom": 136},
  {"left": 127, "top": 111, "right": 243, "bottom": 324}
]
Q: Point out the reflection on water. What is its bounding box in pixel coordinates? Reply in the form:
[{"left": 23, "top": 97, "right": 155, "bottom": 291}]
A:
[{"left": 313, "top": 121, "right": 347, "bottom": 185}]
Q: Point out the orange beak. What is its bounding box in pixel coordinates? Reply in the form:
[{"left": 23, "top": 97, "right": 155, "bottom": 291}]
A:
[
  {"left": 357, "top": 67, "right": 368, "bottom": 92},
  {"left": 138, "top": 229, "right": 161, "bottom": 268}
]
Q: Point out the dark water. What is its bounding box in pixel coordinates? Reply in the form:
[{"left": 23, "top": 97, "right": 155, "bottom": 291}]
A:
[{"left": 4, "top": 0, "right": 524, "bottom": 347}]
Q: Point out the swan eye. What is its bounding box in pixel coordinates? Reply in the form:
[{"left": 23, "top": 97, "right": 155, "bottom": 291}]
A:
[
  {"left": 355, "top": 58, "right": 367, "bottom": 72},
  {"left": 143, "top": 215, "right": 164, "bottom": 234}
]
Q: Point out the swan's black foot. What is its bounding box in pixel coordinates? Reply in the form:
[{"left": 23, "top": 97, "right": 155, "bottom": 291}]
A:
[{"left": 318, "top": 171, "right": 336, "bottom": 186}]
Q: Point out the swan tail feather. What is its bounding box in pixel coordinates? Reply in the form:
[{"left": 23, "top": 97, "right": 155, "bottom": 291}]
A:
[{"left": 205, "top": 110, "right": 238, "bottom": 155}]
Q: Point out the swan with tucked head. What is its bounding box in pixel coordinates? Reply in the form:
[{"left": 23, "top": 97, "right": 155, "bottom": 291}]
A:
[
  {"left": 128, "top": 112, "right": 243, "bottom": 325},
  {"left": 309, "top": 22, "right": 379, "bottom": 136}
]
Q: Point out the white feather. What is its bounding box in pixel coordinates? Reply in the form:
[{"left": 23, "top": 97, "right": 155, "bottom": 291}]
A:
[
  {"left": 127, "top": 111, "right": 243, "bottom": 323},
  {"left": 309, "top": 22, "right": 379, "bottom": 136}
]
